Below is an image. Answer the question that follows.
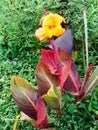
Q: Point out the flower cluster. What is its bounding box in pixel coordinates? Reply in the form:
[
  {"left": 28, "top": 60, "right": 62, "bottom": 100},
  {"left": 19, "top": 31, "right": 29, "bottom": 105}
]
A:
[{"left": 35, "top": 12, "right": 66, "bottom": 41}]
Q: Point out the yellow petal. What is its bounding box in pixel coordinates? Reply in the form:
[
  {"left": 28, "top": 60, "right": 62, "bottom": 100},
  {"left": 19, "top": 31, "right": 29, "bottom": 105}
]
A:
[
  {"left": 42, "top": 13, "right": 66, "bottom": 28},
  {"left": 54, "top": 13, "right": 66, "bottom": 24},
  {"left": 51, "top": 26, "right": 65, "bottom": 37},
  {"left": 35, "top": 27, "right": 52, "bottom": 41},
  {"left": 43, "top": 13, "right": 54, "bottom": 27}
]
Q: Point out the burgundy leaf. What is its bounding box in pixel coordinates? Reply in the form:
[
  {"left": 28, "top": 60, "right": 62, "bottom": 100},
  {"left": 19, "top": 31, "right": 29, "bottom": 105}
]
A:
[
  {"left": 59, "top": 59, "right": 72, "bottom": 92},
  {"left": 57, "top": 48, "right": 81, "bottom": 95},
  {"left": 35, "top": 97, "right": 48, "bottom": 129},
  {"left": 10, "top": 76, "right": 38, "bottom": 120},
  {"left": 63, "top": 62, "right": 81, "bottom": 95},
  {"left": 36, "top": 60, "right": 58, "bottom": 96},
  {"left": 48, "top": 29, "right": 73, "bottom": 55},
  {"left": 41, "top": 48, "right": 62, "bottom": 75}
]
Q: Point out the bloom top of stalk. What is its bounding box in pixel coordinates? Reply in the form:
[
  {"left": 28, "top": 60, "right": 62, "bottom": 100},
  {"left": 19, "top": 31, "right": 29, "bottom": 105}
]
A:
[{"left": 35, "top": 13, "right": 66, "bottom": 41}]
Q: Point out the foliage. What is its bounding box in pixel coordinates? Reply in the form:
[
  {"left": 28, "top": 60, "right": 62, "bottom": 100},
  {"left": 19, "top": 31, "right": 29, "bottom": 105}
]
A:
[{"left": 53, "top": 90, "right": 98, "bottom": 130}]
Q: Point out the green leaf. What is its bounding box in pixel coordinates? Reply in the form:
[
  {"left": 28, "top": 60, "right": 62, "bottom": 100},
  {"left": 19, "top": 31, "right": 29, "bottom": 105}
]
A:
[
  {"left": 10, "top": 76, "right": 38, "bottom": 120},
  {"left": 43, "top": 86, "right": 61, "bottom": 109}
]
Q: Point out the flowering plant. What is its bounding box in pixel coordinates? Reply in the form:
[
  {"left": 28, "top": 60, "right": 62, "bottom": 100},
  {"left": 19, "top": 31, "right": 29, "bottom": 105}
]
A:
[{"left": 10, "top": 10, "right": 98, "bottom": 129}]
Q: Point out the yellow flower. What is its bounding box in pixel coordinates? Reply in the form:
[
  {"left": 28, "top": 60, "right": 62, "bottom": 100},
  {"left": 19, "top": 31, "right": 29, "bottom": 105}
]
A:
[{"left": 35, "top": 13, "right": 66, "bottom": 41}]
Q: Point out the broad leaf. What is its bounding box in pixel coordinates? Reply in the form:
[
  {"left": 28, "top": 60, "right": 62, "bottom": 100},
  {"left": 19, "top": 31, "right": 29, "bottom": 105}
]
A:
[
  {"left": 48, "top": 29, "right": 73, "bottom": 55},
  {"left": 84, "top": 65, "right": 98, "bottom": 96},
  {"left": 43, "top": 86, "right": 61, "bottom": 110},
  {"left": 35, "top": 97, "right": 48, "bottom": 129},
  {"left": 10, "top": 76, "right": 38, "bottom": 120},
  {"left": 41, "top": 48, "right": 61, "bottom": 75},
  {"left": 41, "top": 45, "right": 81, "bottom": 95},
  {"left": 20, "top": 98, "right": 48, "bottom": 129},
  {"left": 36, "top": 60, "right": 58, "bottom": 96}
]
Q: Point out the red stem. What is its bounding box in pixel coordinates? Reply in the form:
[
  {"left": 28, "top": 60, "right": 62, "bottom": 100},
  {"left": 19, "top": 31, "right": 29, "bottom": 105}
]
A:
[{"left": 44, "top": 9, "right": 49, "bottom": 15}]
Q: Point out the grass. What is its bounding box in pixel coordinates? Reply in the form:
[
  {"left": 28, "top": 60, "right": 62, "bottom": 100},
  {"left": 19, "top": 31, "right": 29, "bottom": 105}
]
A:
[{"left": 0, "top": 0, "right": 98, "bottom": 129}]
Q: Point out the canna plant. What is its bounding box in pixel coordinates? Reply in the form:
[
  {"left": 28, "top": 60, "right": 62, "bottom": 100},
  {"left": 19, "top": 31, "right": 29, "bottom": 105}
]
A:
[{"left": 10, "top": 10, "right": 98, "bottom": 129}]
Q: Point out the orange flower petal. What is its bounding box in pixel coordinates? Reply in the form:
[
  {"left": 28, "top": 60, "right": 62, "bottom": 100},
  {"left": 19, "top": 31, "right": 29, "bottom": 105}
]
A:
[
  {"left": 35, "top": 27, "right": 52, "bottom": 41},
  {"left": 35, "top": 12, "right": 66, "bottom": 40}
]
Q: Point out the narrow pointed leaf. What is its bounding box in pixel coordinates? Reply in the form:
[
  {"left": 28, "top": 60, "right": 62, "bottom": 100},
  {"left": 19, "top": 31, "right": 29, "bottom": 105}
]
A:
[
  {"left": 36, "top": 60, "right": 58, "bottom": 96},
  {"left": 48, "top": 29, "right": 73, "bottom": 55},
  {"left": 43, "top": 86, "right": 61, "bottom": 110},
  {"left": 35, "top": 97, "right": 48, "bottom": 129},
  {"left": 10, "top": 76, "right": 38, "bottom": 120},
  {"left": 84, "top": 65, "right": 98, "bottom": 96},
  {"left": 63, "top": 62, "right": 81, "bottom": 95},
  {"left": 79, "top": 63, "right": 94, "bottom": 96},
  {"left": 59, "top": 59, "right": 72, "bottom": 91}
]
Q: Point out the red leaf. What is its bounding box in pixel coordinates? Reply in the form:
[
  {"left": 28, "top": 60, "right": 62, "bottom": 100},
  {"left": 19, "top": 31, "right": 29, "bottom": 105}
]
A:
[
  {"left": 63, "top": 62, "right": 81, "bottom": 95},
  {"left": 41, "top": 48, "right": 62, "bottom": 75},
  {"left": 59, "top": 59, "right": 72, "bottom": 92},
  {"left": 36, "top": 60, "right": 58, "bottom": 96},
  {"left": 35, "top": 97, "right": 48, "bottom": 129},
  {"left": 58, "top": 49, "right": 81, "bottom": 95}
]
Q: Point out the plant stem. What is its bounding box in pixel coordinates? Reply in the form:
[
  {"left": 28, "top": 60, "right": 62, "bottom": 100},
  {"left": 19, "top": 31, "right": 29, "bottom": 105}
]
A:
[
  {"left": 83, "top": 8, "right": 89, "bottom": 68},
  {"left": 82, "top": 41, "right": 86, "bottom": 72}
]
